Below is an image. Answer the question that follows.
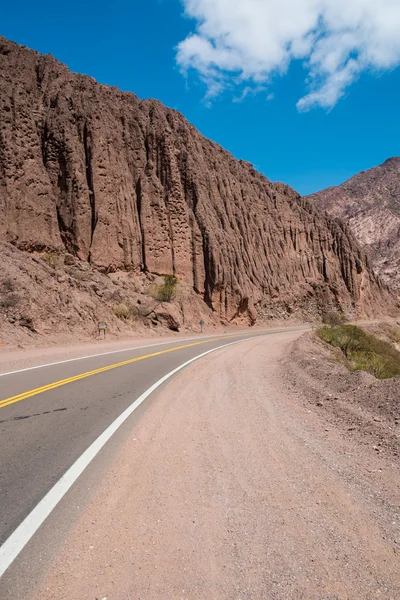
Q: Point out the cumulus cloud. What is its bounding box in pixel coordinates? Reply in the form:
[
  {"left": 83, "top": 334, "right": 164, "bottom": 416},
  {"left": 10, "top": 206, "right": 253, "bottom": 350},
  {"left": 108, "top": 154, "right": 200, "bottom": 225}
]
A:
[{"left": 176, "top": 0, "right": 400, "bottom": 110}]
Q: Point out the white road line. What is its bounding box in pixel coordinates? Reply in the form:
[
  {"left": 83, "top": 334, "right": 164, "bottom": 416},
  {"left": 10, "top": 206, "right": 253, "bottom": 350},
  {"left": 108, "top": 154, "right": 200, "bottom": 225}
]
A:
[
  {"left": 0, "top": 328, "right": 306, "bottom": 379},
  {"left": 0, "top": 335, "right": 224, "bottom": 378},
  {"left": 0, "top": 335, "right": 262, "bottom": 579}
]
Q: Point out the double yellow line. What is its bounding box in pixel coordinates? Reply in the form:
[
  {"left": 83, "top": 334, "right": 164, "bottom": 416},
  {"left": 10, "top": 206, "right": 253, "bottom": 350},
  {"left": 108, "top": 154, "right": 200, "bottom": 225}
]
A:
[{"left": 0, "top": 333, "right": 256, "bottom": 411}]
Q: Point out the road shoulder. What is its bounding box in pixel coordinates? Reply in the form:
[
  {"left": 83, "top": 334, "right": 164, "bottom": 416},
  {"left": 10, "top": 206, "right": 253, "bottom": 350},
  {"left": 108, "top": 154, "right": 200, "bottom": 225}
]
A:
[{"left": 29, "top": 331, "right": 400, "bottom": 599}]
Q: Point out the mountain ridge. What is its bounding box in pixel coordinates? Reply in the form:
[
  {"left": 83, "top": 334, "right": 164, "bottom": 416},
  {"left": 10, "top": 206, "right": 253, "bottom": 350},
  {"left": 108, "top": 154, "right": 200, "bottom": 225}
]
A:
[
  {"left": 307, "top": 157, "right": 400, "bottom": 292},
  {"left": 0, "top": 36, "right": 396, "bottom": 344}
]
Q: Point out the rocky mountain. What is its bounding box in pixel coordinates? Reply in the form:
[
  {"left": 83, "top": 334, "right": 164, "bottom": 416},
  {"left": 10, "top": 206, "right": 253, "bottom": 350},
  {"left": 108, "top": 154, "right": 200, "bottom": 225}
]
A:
[
  {"left": 0, "top": 37, "right": 395, "bottom": 344},
  {"left": 307, "top": 158, "right": 400, "bottom": 293}
]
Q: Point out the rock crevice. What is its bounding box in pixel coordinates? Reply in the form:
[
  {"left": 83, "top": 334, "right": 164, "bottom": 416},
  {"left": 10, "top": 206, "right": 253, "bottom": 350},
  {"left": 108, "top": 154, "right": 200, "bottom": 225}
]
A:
[{"left": 82, "top": 121, "right": 98, "bottom": 260}]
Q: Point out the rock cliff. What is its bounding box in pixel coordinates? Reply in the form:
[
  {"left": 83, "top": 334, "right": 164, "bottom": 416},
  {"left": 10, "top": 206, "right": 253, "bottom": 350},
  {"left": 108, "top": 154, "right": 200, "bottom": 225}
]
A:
[
  {"left": 307, "top": 158, "right": 400, "bottom": 293},
  {"left": 0, "top": 37, "right": 394, "bottom": 338}
]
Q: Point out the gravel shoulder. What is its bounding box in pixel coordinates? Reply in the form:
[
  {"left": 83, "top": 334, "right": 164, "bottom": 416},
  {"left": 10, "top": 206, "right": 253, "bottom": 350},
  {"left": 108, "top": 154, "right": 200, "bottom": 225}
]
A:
[
  {"left": 32, "top": 331, "right": 400, "bottom": 600},
  {"left": 282, "top": 330, "right": 400, "bottom": 457}
]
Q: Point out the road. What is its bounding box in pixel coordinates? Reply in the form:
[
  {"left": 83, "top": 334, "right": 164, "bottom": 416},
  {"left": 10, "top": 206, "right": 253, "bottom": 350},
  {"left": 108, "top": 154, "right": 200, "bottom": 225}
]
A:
[
  {"left": 1, "top": 327, "right": 399, "bottom": 600},
  {"left": 0, "top": 329, "right": 296, "bottom": 597}
]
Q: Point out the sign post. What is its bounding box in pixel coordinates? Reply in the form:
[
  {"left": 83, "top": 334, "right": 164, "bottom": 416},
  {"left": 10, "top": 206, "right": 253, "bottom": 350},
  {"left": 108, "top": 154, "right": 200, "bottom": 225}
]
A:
[
  {"left": 98, "top": 321, "right": 107, "bottom": 339},
  {"left": 200, "top": 319, "right": 205, "bottom": 333}
]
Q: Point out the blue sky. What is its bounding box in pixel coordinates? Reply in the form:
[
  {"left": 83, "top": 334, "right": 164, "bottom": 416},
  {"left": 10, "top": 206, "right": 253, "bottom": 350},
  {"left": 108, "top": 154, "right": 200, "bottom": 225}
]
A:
[{"left": 1, "top": 0, "right": 400, "bottom": 195}]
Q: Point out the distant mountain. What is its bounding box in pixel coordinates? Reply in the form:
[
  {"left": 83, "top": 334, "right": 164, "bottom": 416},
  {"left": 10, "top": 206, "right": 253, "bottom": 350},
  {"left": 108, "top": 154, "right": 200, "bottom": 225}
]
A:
[{"left": 307, "top": 158, "right": 400, "bottom": 293}]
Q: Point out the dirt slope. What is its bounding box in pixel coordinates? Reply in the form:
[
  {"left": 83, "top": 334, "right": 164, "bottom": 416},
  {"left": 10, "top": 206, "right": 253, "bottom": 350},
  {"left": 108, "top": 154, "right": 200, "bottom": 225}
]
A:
[
  {"left": 307, "top": 157, "right": 400, "bottom": 292},
  {"left": 0, "top": 242, "right": 220, "bottom": 348},
  {"left": 0, "top": 37, "right": 395, "bottom": 346},
  {"left": 282, "top": 330, "right": 400, "bottom": 456}
]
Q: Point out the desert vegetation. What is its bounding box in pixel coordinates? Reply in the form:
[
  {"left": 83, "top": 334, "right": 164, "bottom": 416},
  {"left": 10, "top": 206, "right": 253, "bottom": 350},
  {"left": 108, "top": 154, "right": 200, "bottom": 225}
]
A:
[
  {"left": 0, "top": 277, "right": 20, "bottom": 309},
  {"left": 111, "top": 301, "right": 137, "bottom": 322},
  {"left": 111, "top": 276, "right": 180, "bottom": 328},
  {"left": 150, "top": 275, "right": 179, "bottom": 303},
  {"left": 40, "top": 252, "right": 60, "bottom": 269},
  {"left": 318, "top": 324, "right": 400, "bottom": 379},
  {"left": 321, "top": 309, "right": 346, "bottom": 326},
  {"left": 387, "top": 325, "right": 400, "bottom": 344}
]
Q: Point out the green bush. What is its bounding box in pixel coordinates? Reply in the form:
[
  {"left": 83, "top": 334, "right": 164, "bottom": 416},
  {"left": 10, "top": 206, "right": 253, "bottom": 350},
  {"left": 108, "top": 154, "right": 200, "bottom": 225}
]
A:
[
  {"left": 317, "top": 325, "right": 400, "bottom": 379},
  {"left": 152, "top": 275, "right": 179, "bottom": 303}
]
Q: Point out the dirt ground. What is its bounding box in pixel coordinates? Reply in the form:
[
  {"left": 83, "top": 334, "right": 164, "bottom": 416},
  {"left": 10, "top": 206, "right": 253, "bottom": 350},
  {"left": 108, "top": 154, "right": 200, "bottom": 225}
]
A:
[
  {"left": 32, "top": 331, "right": 399, "bottom": 600},
  {"left": 282, "top": 330, "right": 400, "bottom": 457}
]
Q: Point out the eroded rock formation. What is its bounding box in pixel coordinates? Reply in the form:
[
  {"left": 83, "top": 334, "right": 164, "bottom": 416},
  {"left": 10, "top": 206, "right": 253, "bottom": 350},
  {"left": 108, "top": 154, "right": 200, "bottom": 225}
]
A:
[
  {"left": 0, "top": 37, "right": 394, "bottom": 327},
  {"left": 307, "top": 158, "right": 400, "bottom": 293}
]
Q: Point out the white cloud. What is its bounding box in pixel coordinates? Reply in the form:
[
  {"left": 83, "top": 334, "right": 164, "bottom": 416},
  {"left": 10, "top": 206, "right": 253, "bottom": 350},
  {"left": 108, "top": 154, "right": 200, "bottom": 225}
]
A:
[{"left": 176, "top": 0, "right": 400, "bottom": 110}]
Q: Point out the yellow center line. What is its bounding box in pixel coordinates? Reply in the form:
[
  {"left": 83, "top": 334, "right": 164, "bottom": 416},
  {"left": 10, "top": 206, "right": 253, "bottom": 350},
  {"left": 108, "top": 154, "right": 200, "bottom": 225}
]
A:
[{"left": 0, "top": 332, "right": 262, "bottom": 410}]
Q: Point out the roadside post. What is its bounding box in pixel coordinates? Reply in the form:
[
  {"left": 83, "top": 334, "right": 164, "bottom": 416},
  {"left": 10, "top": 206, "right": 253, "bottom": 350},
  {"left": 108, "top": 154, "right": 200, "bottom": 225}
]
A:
[
  {"left": 200, "top": 319, "right": 205, "bottom": 333},
  {"left": 98, "top": 321, "right": 107, "bottom": 339}
]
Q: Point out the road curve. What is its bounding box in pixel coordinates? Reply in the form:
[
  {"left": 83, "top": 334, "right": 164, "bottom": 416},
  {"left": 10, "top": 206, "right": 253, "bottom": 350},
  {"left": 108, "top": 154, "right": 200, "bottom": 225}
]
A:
[
  {"left": 0, "top": 328, "right": 305, "bottom": 595},
  {"left": 7, "top": 329, "right": 399, "bottom": 600}
]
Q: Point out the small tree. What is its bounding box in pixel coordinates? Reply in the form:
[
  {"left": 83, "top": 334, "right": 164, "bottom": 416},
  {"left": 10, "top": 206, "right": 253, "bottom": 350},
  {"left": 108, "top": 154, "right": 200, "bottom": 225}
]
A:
[{"left": 155, "top": 275, "right": 179, "bottom": 302}]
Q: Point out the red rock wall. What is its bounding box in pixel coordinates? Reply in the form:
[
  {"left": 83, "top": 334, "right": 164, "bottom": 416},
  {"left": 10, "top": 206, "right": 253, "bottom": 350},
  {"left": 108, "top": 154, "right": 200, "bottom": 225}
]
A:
[
  {"left": 0, "top": 37, "right": 392, "bottom": 321},
  {"left": 307, "top": 157, "right": 400, "bottom": 293}
]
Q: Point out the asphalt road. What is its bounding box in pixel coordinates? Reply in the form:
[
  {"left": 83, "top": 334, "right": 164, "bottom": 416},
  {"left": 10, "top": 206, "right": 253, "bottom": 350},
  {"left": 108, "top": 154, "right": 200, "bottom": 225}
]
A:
[
  {"left": 4, "top": 328, "right": 398, "bottom": 600},
  {"left": 0, "top": 328, "right": 303, "bottom": 584},
  {"left": 1, "top": 326, "right": 398, "bottom": 600}
]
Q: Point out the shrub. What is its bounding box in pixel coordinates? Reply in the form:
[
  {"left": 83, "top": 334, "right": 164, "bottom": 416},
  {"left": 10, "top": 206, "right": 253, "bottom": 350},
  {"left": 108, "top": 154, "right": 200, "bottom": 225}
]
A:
[
  {"left": 321, "top": 309, "right": 346, "bottom": 327},
  {"left": 317, "top": 324, "right": 400, "bottom": 379},
  {"left": 152, "top": 275, "right": 179, "bottom": 303},
  {"left": 41, "top": 252, "right": 60, "bottom": 269},
  {"left": 387, "top": 325, "right": 400, "bottom": 344},
  {"left": 112, "top": 302, "right": 136, "bottom": 321},
  {"left": 0, "top": 292, "right": 20, "bottom": 309}
]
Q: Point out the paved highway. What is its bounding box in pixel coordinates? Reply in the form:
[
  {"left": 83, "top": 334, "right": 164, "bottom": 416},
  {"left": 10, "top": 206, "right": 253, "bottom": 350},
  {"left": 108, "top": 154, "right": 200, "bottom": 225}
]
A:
[
  {"left": 1, "top": 327, "right": 399, "bottom": 600},
  {"left": 0, "top": 329, "right": 300, "bottom": 586}
]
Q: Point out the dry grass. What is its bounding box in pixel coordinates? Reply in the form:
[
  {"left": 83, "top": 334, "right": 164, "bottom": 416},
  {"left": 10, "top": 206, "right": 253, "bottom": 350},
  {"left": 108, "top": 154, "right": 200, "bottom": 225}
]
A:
[
  {"left": 111, "top": 302, "right": 137, "bottom": 322},
  {"left": 41, "top": 252, "right": 60, "bottom": 269}
]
